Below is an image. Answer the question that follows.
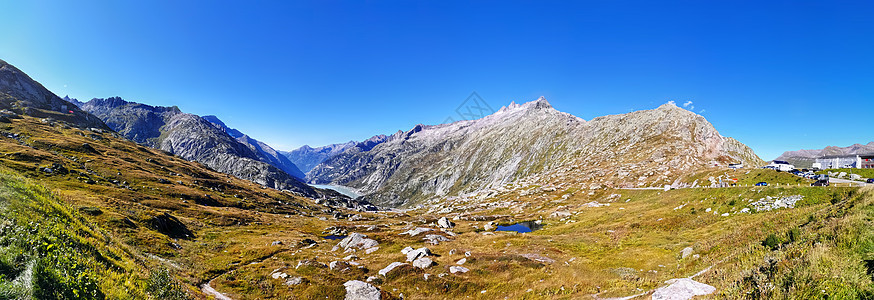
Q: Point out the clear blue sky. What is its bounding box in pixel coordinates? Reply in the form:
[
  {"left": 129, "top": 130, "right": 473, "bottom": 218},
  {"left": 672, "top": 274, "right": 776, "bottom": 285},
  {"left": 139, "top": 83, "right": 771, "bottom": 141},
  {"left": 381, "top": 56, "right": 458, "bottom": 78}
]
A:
[{"left": 1, "top": 1, "right": 872, "bottom": 160}]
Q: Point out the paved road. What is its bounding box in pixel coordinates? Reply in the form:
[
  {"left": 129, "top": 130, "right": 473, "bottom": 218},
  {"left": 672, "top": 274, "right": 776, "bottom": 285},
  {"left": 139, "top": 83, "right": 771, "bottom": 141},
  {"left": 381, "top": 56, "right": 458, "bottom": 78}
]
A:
[{"left": 830, "top": 177, "right": 869, "bottom": 187}]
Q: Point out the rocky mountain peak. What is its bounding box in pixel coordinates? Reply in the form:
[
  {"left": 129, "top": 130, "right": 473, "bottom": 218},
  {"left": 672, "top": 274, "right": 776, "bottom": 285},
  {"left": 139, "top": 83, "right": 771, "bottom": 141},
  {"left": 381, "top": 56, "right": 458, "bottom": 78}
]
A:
[{"left": 0, "top": 59, "right": 108, "bottom": 129}]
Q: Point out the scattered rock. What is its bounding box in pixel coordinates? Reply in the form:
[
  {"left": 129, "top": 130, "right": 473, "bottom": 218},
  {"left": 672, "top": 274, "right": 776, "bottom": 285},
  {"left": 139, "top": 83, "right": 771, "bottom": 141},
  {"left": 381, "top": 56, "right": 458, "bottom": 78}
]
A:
[
  {"left": 344, "top": 280, "right": 381, "bottom": 300},
  {"left": 271, "top": 240, "right": 283, "bottom": 246},
  {"left": 285, "top": 276, "right": 305, "bottom": 286},
  {"left": 335, "top": 233, "right": 379, "bottom": 251},
  {"left": 365, "top": 247, "right": 379, "bottom": 254},
  {"left": 423, "top": 234, "right": 450, "bottom": 245},
  {"left": 400, "top": 227, "right": 433, "bottom": 236},
  {"left": 413, "top": 257, "right": 434, "bottom": 269},
  {"left": 406, "top": 247, "right": 432, "bottom": 262},
  {"left": 437, "top": 217, "right": 455, "bottom": 228},
  {"left": 550, "top": 211, "right": 572, "bottom": 218},
  {"left": 456, "top": 258, "right": 466, "bottom": 265},
  {"left": 449, "top": 266, "right": 469, "bottom": 274},
  {"left": 681, "top": 247, "right": 693, "bottom": 259},
  {"left": 521, "top": 253, "right": 555, "bottom": 264},
  {"left": 378, "top": 262, "right": 408, "bottom": 277},
  {"left": 652, "top": 278, "right": 715, "bottom": 300},
  {"left": 483, "top": 222, "right": 495, "bottom": 231}
]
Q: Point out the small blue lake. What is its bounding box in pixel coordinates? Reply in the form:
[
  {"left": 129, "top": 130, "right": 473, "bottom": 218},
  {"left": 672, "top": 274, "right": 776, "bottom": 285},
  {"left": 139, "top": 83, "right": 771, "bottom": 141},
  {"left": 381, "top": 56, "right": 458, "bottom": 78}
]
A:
[
  {"left": 311, "top": 184, "right": 362, "bottom": 198},
  {"left": 496, "top": 221, "right": 543, "bottom": 233},
  {"left": 323, "top": 235, "right": 347, "bottom": 240}
]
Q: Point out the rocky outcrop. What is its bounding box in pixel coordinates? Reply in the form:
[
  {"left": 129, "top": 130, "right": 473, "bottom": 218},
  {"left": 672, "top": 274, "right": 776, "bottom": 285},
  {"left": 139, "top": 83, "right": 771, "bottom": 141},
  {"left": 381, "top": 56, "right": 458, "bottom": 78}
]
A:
[
  {"left": 776, "top": 142, "right": 874, "bottom": 168},
  {"left": 80, "top": 97, "right": 316, "bottom": 196},
  {"left": 309, "top": 98, "right": 763, "bottom": 207},
  {"left": 0, "top": 59, "right": 107, "bottom": 129}
]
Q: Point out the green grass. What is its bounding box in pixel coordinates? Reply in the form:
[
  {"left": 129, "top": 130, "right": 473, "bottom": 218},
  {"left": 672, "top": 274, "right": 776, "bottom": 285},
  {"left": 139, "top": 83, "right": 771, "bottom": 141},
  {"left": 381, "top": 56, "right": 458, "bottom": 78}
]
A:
[{"left": 0, "top": 168, "right": 191, "bottom": 299}]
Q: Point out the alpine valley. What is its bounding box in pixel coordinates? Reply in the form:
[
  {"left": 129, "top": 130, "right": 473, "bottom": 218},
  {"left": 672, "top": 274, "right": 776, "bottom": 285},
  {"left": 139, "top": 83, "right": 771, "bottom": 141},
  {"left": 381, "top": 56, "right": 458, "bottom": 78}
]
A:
[{"left": 1, "top": 58, "right": 873, "bottom": 300}]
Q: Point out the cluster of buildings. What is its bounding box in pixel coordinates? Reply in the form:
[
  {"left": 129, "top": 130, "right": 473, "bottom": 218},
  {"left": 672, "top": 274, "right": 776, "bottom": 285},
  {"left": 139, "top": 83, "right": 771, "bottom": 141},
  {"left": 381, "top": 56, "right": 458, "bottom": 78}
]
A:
[{"left": 814, "top": 154, "right": 874, "bottom": 169}]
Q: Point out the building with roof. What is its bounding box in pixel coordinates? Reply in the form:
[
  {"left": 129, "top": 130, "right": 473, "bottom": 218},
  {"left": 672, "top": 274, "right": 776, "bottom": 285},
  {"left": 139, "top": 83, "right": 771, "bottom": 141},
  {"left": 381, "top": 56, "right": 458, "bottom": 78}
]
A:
[{"left": 815, "top": 154, "right": 874, "bottom": 169}]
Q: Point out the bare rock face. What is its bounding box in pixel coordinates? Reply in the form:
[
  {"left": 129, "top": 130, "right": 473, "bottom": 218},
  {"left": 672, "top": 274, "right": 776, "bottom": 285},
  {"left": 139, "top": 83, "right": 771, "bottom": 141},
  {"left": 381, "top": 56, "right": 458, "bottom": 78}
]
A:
[
  {"left": 80, "top": 97, "right": 317, "bottom": 197},
  {"left": 309, "top": 98, "right": 763, "bottom": 207},
  {"left": 0, "top": 59, "right": 108, "bottom": 129}
]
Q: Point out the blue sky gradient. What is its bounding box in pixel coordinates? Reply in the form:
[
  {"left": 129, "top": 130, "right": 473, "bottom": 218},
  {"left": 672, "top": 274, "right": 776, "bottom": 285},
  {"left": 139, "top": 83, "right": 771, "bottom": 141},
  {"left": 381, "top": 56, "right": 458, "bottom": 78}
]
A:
[{"left": 1, "top": 1, "right": 872, "bottom": 160}]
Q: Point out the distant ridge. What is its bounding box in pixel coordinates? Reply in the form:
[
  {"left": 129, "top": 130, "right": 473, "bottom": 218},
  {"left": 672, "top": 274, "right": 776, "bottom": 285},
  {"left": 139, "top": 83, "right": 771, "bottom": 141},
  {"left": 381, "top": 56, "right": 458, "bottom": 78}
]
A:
[{"left": 776, "top": 142, "right": 874, "bottom": 168}]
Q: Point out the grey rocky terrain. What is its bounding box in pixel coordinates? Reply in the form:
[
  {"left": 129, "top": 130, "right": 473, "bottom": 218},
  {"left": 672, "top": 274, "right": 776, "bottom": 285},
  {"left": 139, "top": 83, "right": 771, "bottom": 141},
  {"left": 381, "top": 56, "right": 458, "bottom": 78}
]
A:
[{"left": 309, "top": 97, "right": 763, "bottom": 207}]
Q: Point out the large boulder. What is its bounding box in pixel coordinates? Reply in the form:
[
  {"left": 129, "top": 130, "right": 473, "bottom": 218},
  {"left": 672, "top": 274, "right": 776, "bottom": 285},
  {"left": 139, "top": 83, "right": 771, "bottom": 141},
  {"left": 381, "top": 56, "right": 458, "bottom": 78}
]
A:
[
  {"left": 652, "top": 278, "right": 715, "bottom": 300},
  {"left": 335, "top": 233, "right": 379, "bottom": 251},
  {"left": 344, "top": 280, "right": 381, "bottom": 300},
  {"left": 406, "top": 247, "right": 432, "bottom": 262},
  {"left": 412, "top": 257, "right": 434, "bottom": 269}
]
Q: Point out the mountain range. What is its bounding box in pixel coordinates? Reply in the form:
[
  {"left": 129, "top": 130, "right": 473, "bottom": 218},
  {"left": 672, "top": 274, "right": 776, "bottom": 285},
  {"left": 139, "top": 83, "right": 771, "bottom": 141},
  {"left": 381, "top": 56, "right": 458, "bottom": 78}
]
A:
[
  {"left": 281, "top": 141, "right": 358, "bottom": 174},
  {"left": 308, "top": 98, "right": 763, "bottom": 207},
  {"left": 776, "top": 142, "right": 874, "bottom": 168},
  {"left": 75, "top": 96, "right": 316, "bottom": 196}
]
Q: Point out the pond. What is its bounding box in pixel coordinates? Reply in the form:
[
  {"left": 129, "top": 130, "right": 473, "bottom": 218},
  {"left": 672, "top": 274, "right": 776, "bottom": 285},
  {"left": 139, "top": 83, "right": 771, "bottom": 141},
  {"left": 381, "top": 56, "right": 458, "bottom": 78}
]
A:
[
  {"left": 322, "top": 235, "right": 347, "bottom": 240},
  {"left": 495, "top": 221, "right": 543, "bottom": 233},
  {"left": 311, "top": 184, "right": 362, "bottom": 198}
]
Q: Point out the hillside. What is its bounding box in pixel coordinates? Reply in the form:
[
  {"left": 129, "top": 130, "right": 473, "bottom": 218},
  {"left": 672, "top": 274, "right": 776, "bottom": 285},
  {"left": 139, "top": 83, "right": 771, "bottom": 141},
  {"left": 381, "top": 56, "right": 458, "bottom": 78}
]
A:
[
  {"left": 309, "top": 98, "right": 764, "bottom": 207},
  {"left": 79, "top": 97, "right": 314, "bottom": 195},
  {"left": 0, "top": 59, "right": 107, "bottom": 129},
  {"left": 202, "top": 115, "right": 306, "bottom": 179}
]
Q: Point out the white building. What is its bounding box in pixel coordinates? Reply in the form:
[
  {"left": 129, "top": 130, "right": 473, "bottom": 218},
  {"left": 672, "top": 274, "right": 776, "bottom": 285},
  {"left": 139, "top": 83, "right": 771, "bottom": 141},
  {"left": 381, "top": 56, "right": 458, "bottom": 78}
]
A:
[
  {"left": 815, "top": 154, "right": 874, "bottom": 169},
  {"left": 765, "top": 160, "right": 795, "bottom": 172}
]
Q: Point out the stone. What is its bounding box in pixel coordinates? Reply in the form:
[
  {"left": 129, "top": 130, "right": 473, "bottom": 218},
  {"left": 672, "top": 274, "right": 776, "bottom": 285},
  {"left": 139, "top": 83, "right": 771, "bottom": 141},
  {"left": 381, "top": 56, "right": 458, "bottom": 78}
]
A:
[
  {"left": 449, "top": 266, "right": 469, "bottom": 274},
  {"left": 651, "top": 278, "right": 715, "bottom": 300},
  {"left": 271, "top": 240, "right": 283, "bottom": 246},
  {"left": 456, "top": 258, "right": 466, "bottom": 265},
  {"left": 423, "top": 234, "right": 450, "bottom": 245},
  {"left": 271, "top": 272, "right": 288, "bottom": 279},
  {"left": 344, "top": 280, "right": 381, "bottom": 300},
  {"left": 285, "top": 276, "right": 304, "bottom": 286},
  {"left": 400, "top": 227, "right": 433, "bottom": 236},
  {"left": 336, "top": 233, "right": 379, "bottom": 251},
  {"left": 379, "top": 262, "right": 408, "bottom": 277},
  {"left": 401, "top": 246, "right": 414, "bottom": 255},
  {"left": 406, "top": 247, "right": 432, "bottom": 262},
  {"left": 681, "top": 247, "right": 693, "bottom": 259},
  {"left": 412, "top": 257, "right": 434, "bottom": 269},
  {"left": 483, "top": 222, "right": 495, "bottom": 231},
  {"left": 365, "top": 247, "right": 380, "bottom": 254},
  {"left": 550, "top": 211, "right": 572, "bottom": 218},
  {"left": 437, "top": 217, "right": 455, "bottom": 228}
]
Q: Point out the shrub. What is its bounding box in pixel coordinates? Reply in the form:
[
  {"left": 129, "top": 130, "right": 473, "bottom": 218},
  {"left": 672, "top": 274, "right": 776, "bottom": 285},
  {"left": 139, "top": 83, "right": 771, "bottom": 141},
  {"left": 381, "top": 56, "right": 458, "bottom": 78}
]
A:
[
  {"left": 762, "top": 234, "right": 781, "bottom": 250},
  {"left": 146, "top": 268, "right": 191, "bottom": 300}
]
